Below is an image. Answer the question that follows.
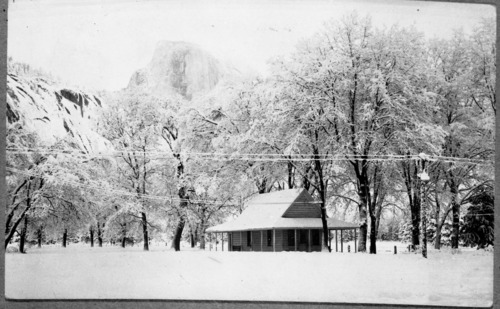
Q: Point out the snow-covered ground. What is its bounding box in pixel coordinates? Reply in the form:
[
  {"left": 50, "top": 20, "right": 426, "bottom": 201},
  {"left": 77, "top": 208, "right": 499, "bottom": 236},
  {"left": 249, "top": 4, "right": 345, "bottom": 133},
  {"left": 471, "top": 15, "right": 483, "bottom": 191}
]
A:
[{"left": 5, "top": 241, "right": 493, "bottom": 307}]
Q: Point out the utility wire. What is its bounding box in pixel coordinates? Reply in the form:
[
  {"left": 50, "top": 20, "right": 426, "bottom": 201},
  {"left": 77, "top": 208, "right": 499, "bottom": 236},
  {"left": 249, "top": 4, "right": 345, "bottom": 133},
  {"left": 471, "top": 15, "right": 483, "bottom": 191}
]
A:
[{"left": 5, "top": 148, "right": 493, "bottom": 165}]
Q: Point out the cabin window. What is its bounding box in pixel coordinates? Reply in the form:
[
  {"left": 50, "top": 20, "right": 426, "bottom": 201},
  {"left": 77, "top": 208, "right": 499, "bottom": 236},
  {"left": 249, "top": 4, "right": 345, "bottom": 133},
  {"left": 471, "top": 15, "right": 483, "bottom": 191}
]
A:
[
  {"left": 247, "top": 231, "right": 251, "bottom": 246},
  {"left": 267, "top": 230, "right": 273, "bottom": 246},
  {"left": 299, "top": 230, "right": 307, "bottom": 244},
  {"left": 287, "top": 230, "right": 295, "bottom": 247},
  {"left": 312, "top": 229, "right": 320, "bottom": 246}
]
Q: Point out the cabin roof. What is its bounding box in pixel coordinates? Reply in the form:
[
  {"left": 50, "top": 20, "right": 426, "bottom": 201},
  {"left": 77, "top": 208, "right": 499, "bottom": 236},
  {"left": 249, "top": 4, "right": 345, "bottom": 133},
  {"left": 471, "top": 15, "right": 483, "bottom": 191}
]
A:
[{"left": 206, "top": 188, "right": 359, "bottom": 233}]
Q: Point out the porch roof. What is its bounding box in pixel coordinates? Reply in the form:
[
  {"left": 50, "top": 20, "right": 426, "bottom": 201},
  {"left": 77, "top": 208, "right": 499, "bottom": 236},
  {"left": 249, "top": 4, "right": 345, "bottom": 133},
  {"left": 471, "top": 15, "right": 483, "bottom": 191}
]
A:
[{"left": 206, "top": 216, "right": 359, "bottom": 233}]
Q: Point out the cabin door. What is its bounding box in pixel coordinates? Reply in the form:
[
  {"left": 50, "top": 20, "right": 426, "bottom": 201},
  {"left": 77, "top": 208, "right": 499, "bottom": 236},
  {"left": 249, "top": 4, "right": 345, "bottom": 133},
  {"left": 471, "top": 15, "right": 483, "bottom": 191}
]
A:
[{"left": 298, "top": 229, "right": 308, "bottom": 252}]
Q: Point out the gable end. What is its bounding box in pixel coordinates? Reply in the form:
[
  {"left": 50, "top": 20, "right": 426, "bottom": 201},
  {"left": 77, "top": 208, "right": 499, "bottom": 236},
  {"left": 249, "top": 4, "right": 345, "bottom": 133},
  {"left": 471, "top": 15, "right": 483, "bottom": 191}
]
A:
[{"left": 282, "top": 189, "right": 322, "bottom": 218}]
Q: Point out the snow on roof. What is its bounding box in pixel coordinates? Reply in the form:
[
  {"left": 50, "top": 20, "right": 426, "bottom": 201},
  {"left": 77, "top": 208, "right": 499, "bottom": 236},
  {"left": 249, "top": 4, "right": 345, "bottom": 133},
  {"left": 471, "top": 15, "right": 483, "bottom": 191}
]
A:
[{"left": 206, "top": 188, "right": 359, "bottom": 232}]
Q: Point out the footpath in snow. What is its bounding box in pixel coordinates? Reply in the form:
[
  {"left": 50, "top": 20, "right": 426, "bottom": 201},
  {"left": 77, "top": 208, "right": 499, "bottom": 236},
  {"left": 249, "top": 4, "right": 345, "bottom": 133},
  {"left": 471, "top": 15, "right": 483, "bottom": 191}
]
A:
[{"left": 5, "top": 241, "right": 493, "bottom": 307}]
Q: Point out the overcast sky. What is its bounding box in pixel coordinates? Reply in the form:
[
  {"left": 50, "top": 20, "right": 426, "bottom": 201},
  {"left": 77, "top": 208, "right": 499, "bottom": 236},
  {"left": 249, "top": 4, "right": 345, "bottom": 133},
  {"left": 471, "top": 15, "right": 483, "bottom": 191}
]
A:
[{"left": 8, "top": 0, "right": 495, "bottom": 91}]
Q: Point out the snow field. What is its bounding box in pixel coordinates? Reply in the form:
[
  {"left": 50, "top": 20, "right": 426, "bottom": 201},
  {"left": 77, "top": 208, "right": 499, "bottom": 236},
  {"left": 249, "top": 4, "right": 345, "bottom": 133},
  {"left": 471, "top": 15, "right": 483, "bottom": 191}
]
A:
[{"left": 5, "top": 242, "right": 493, "bottom": 307}]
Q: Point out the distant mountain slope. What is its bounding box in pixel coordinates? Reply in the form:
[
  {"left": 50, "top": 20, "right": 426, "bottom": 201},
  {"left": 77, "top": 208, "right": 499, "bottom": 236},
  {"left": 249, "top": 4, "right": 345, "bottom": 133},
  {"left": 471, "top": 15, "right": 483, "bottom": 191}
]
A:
[
  {"left": 127, "top": 41, "right": 235, "bottom": 100},
  {"left": 6, "top": 70, "right": 110, "bottom": 153},
  {"left": 6, "top": 42, "right": 239, "bottom": 154}
]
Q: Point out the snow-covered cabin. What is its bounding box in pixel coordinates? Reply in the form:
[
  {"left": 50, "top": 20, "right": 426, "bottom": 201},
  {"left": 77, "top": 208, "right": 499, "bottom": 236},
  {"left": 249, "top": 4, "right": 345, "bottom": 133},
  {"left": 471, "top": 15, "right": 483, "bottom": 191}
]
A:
[{"left": 206, "top": 188, "right": 359, "bottom": 252}]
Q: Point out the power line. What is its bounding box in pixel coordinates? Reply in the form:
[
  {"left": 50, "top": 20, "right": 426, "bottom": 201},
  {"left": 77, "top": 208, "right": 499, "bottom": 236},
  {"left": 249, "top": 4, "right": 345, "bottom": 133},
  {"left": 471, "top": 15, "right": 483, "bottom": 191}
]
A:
[
  {"left": 2, "top": 147, "right": 482, "bottom": 158},
  {"left": 5, "top": 148, "right": 493, "bottom": 165}
]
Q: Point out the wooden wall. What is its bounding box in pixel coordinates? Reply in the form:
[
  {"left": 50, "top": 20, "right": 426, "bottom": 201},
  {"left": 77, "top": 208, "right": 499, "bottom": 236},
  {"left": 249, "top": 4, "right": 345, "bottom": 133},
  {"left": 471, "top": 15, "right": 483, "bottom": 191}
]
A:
[
  {"left": 228, "top": 231, "right": 253, "bottom": 251},
  {"left": 281, "top": 229, "right": 322, "bottom": 252},
  {"left": 228, "top": 229, "right": 321, "bottom": 252}
]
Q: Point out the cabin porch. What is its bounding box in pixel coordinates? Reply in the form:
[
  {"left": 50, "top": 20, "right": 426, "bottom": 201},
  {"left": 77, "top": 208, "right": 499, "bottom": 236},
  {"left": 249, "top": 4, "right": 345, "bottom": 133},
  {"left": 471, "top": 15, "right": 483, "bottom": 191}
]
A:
[{"left": 207, "top": 228, "right": 358, "bottom": 253}]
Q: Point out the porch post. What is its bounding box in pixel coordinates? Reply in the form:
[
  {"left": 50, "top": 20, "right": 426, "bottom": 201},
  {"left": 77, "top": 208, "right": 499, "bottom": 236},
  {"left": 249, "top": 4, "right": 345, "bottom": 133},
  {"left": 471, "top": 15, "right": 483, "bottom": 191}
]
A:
[
  {"left": 222, "top": 233, "right": 224, "bottom": 251},
  {"left": 319, "top": 231, "right": 328, "bottom": 251},
  {"left": 354, "top": 229, "right": 357, "bottom": 253},
  {"left": 215, "top": 233, "right": 218, "bottom": 251},
  {"left": 294, "top": 229, "right": 297, "bottom": 251},
  {"left": 273, "top": 229, "right": 276, "bottom": 252},
  {"left": 340, "top": 230, "right": 343, "bottom": 253},
  {"left": 260, "top": 230, "right": 263, "bottom": 251},
  {"left": 240, "top": 231, "right": 243, "bottom": 251},
  {"left": 320, "top": 229, "right": 323, "bottom": 251},
  {"left": 209, "top": 233, "right": 212, "bottom": 251},
  {"left": 250, "top": 230, "right": 253, "bottom": 251},
  {"left": 308, "top": 229, "right": 311, "bottom": 252},
  {"left": 335, "top": 230, "right": 338, "bottom": 252}
]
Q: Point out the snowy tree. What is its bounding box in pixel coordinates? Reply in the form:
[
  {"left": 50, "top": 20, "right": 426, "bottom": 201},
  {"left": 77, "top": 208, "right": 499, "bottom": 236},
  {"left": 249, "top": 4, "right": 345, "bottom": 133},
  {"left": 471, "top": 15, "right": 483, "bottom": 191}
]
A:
[
  {"left": 99, "top": 90, "right": 168, "bottom": 251},
  {"left": 202, "top": 77, "right": 295, "bottom": 194},
  {"left": 156, "top": 94, "right": 193, "bottom": 251},
  {"left": 5, "top": 123, "right": 47, "bottom": 248},
  {"left": 460, "top": 183, "right": 494, "bottom": 249},
  {"left": 469, "top": 18, "right": 496, "bottom": 115},
  {"left": 186, "top": 161, "right": 254, "bottom": 249},
  {"left": 426, "top": 26, "right": 495, "bottom": 249},
  {"left": 265, "top": 13, "right": 443, "bottom": 253},
  {"left": 5, "top": 123, "right": 94, "bottom": 249}
]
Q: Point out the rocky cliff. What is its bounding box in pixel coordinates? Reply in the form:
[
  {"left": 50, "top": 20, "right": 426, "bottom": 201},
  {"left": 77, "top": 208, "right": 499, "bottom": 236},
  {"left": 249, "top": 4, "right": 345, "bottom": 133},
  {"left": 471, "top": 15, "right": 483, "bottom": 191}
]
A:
[
  {"left": 127, "top": 41, "right": 229, "bottom": 100},
  {"left": 6, "top": 70, "right": 110, "bottom": 153}
]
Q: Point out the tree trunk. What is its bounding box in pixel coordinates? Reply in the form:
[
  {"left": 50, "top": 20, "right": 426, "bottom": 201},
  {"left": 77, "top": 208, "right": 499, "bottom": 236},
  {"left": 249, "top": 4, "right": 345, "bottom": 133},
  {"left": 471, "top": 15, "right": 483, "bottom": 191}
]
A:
[
  {"left": 62, "top": 228, "right": 67, "bottom": 248},
  {"left": 312, "top": 138, "right": 331, "bottom": 252},
  {"left": 199, "top": 219, "right": 207, "bottom": 250},
  {"left": 5, "top": 181, "right": 33, "bottom": 249},
  {"left": 402, "top": 160, "right": 421, "bottom": 250},
  {"left": 19, "top": 215, "right": 28, "bottom": 253},
  {"left": 190, "top": 224, "right": 197, "bottom": 248},
  {"left": 410, "top": 203, "right": 421, "bottom": 250},
  {"left": 356, "top": 177, "right": 369, "bottom": 253},
  {"left": 97, "top": 222, "right": 103, "bottom": 247},
  {"left": 89, "top": 227, "right": 94, "bottom": 247},
  {"left": 369, "top": 212, "right": 377, "bottom": 254},
  {"left": 358, "top": 208, "right": 367, "bottom": 252},
  {"left": 171, "top": 157, "right": 187, "bottom": 251},
  {"left": 316, "top": 174, "right": 331, "bottom": 252},
  {"left": 450, "top": 183, "right": 460, "bottom": 249},
  {"left": 172, "top": 216, "right": 185, "bottom": 251},
  {"left": 194, "top": 226, "right": 199, "bottom": 244},
  {"left": 121, "top": 224, "right": 126, "bottom": 248},
  {"left": 434, "top": 225, "right": 442, "bottom": 250},
  {"left": 37, "top": 226, "right": 42, "bottom": 248},
  {"left": 410, "top": 176, "right": 421, "bottom": 250},
  {"left": 190, "top": 231, "right": 195, "bottom": 248},
  {"left": 421, "top": 183, "right": 428, "bottom": 258},
  {"left": 287, "top": 161, "right": 295, "bottom": 189},
  {"left": 374, "top": 194, "right": 385, "bottom": 240},
  {"left": 5, "top": 179, "right": 28, "bottom": 236},
  {"left": 434, "top": 191, "right": 443, "bottom": 250},
  {"left": 375, "top": 212, "right": 381, "bottom": 240},
  {"left": 199, "top": 231, "right": 206, "bottom": 250},
  {"left": 141, "top": 212, "right": 149, "bottom": 251}
]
